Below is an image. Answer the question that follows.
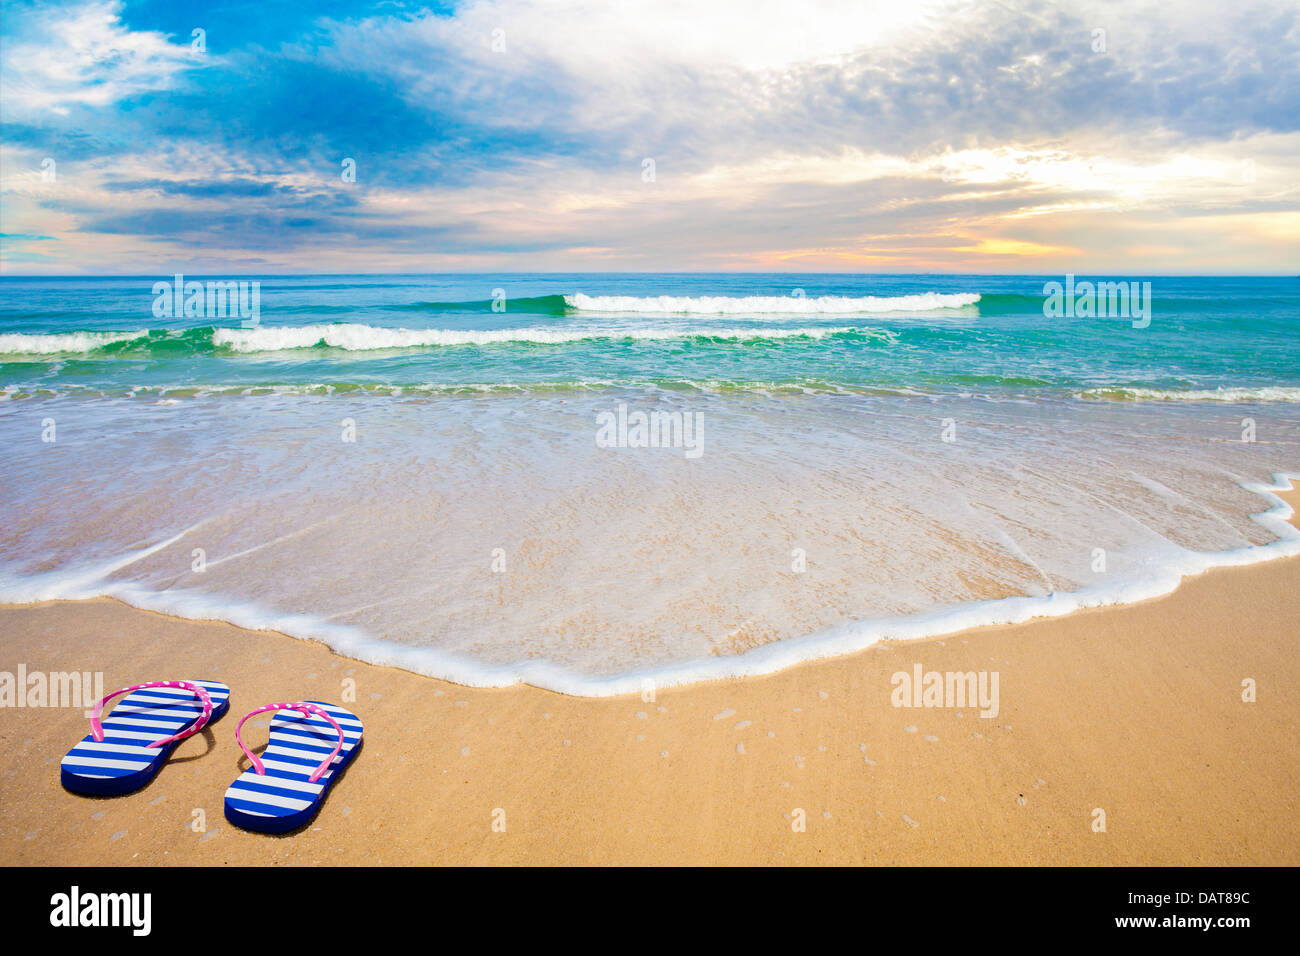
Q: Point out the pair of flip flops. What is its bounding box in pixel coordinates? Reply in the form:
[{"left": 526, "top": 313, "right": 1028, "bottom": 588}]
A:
[{"left": 60, "top": 679, "right": 363, "bottom": 834}]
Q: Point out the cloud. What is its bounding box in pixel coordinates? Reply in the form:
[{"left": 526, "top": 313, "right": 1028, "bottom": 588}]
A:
[
  {"left": 0, "top": 0, "right": 206, "bottom": 117},
  {"left": 308, "top": 0, "right": 1300, "bottom": 167},
  {"left": 1, "top": 0, "right": 1297, "bottom": 272},
  {"left": 101, "top": 176, "right": 303, "bottom": 198}
]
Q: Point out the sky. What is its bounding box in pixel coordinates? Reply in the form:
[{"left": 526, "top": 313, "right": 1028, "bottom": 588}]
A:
[{"left": 0, "top": 0, "right": 1297, "bottom": 274}]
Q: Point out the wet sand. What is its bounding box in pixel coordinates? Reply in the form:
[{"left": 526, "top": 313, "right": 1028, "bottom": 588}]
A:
[{"left": 1, "top": 488, "right": 1297, "bottom": 865}]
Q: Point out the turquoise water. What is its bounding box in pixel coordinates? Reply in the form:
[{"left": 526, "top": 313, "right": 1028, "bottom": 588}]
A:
[
  {"left": 1, "top": 274, "right": 1296, "bottom": 399},
  {"left": 1, "top": 274, "right": 1297, "bottom": 692}
]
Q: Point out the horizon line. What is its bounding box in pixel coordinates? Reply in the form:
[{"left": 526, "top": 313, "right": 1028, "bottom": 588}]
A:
[{"left": 1, "top": 271, "right": 1295, "bottom": 280}]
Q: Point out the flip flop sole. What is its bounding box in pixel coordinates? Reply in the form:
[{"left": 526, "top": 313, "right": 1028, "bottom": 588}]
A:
[
  {"left": 61, "top": 680, "right": 232, "bottom": 796},
  {"left": 224, "top": 700, "right": 363, "bottom": 834}
]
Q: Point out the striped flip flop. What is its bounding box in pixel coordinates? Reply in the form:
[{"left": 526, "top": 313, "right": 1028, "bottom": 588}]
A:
[
  {"left": 61, "top": 679, "right": 232, "bottom": 796},
  {"left": 224, "top": 700, "right": 363, "bottom": 834}
]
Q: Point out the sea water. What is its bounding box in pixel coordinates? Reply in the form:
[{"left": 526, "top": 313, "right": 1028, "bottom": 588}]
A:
[{"left": 0, "top": 274, "right": 1296, "bottom": 693}]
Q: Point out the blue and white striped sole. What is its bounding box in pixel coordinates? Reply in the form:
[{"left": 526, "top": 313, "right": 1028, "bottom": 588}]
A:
[
  {"left": 224, "top": 701, "right": 363, "bottom": 834},
  {"left": 60, "top": 680, "right": 232, "bottom": 796}
]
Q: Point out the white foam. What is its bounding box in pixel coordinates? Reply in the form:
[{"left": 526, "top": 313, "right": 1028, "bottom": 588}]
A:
[
  {"left": 212, "top": 323, "right": 881, "bottom": 352},
  {"left": 2, "top": 473, "right": 1295, "bottom": 698},
  {"left": 565, "top": 292, "right": 980, "bottom": 314},
  {"left": 1080, "top": 386, "right": 1300, "bottom": 403},
  {"left": 0, "top": 330, "right": 148, "bottom": 354}
]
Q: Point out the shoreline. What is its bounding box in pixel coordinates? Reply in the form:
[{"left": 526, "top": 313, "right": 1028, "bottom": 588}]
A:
[
  {"left": 2, "top": 471, "right": 1295, "bottom": 698},
  {"left": 0, "top": 485, "right": 1296, "bottom": 865}
]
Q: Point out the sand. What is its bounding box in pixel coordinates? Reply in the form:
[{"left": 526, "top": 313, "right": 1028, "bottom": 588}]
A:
[{"left": 2, "top": 488, "right": 1297, "bottom": 866}]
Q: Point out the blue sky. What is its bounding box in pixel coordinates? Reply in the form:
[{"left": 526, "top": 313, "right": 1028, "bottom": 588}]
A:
[{"left": 1, "top": 0, "right": 1297, "bottom": 273}]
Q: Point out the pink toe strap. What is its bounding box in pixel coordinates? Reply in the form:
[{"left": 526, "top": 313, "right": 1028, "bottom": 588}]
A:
[
  {"left": 90, "top": 680, "right": 215, "bottom": 748},
  {"left": 235, "top": 702, "right": 346, "bottom": 784}
]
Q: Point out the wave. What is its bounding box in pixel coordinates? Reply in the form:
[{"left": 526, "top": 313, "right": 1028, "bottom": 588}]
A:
[
  {"left": 564, "top": 292, "right": 980, "bottom": 314},
  {"left": 0, "top": 330, "right": 149, "bottom": 354},
  {"left": 1, "top": 472, "right": 1295, "bottom": 696},
  {"left": 8, "top": 375, "right": 1298, "bottom": 404},
  {"left": 211, "top": 323, "right": 889, "bottom": 352},
  {"left": 971, "top": 292, "right": 1055, "bottom": 313},
  {"left": 0, "top": 322, "right": 895, "bottom": 358},
  {"left": 0, "top": 378, "right": 933, "bottom": 401},
  {"left": 378, "top": 291, "right": 981, "bottom": 315},
  {"left": 390, "top": 294, "right": 570, "bottom": 315},
  {"left": 1080, "top": 386, "right": 1300, "bottom": 403}
]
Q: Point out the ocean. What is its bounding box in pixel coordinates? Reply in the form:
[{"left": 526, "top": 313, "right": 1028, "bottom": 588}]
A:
[{"left": 1, "top": 273, "right": 1297, "bottom": 693}]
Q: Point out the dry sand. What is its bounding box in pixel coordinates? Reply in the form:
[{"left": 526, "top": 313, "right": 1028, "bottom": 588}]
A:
[{"left": 2, "top": 488, "right": 1297, "bottom": 866}]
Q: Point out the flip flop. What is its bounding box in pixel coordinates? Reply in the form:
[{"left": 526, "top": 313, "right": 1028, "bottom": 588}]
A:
[
  {"left": 61, "top": 679, "right": 232, "bottom": 796},
  {"left": 224, "top": 700, "right": 363, "bottom": 834}
]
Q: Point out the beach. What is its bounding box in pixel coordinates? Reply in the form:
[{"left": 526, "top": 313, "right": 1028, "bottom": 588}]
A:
[
  {"left": 2, "top": 485, "right": 1296, "bottom": 866},
  {"left": 1, "top": 275, "right": 1298, "bottom": 865},
  {"left": 3, "top": 0, "right": 1297, "bottom": 898}
]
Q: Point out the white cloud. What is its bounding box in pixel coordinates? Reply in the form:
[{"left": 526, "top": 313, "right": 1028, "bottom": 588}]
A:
[
  {"left": 0, "top": 0, "right": 201, "bottom": 116},
  {"left": 373, "top": 0, "right": 947, "bottom": 73},
  {"left": 317, "top": 0, "right": 952, "bottom": 141}
]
